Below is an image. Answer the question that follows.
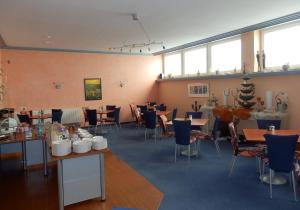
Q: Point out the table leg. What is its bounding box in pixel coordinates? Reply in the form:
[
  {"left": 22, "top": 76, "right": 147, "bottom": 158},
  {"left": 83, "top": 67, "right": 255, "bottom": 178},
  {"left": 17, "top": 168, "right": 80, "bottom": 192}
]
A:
[
  {"left": 57, "top": 160, "right": 64, "bottom": 210},
  {"left": 22, "top": 141, "right": 27, "bottom": 170},
  {"left": 99, "top": 153, "right": 106, "bottom": 201},
  {"left": 42, "top": 140, "right": 48, "bottom": 176}
]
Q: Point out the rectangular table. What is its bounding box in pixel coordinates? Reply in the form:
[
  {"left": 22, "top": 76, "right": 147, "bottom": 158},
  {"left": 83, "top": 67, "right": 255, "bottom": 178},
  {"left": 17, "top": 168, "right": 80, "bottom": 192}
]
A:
[
  {"left": 243, "top": 128, "right": 300, "bottom": 143},
  {"left": 0, "top": 131, "right": 48, "bottom": 175},
  {"left": 50, "top": 148, "right": 108, "bottom": 210},
  {"left": 166, "top": 118, "right": 208, "bottom": 126},
  {"left": 156, "top": 110, "right": 171, "bottom": 116}
]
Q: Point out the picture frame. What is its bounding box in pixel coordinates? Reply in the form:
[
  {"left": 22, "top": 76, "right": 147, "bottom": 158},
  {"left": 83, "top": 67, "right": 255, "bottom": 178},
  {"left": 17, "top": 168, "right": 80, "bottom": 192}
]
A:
[
  {"left": 84, "top": 78, "right": 102, "bottom": 100},
  {"left": 188, "top": 83, "right": 209, "bottom": 97}
]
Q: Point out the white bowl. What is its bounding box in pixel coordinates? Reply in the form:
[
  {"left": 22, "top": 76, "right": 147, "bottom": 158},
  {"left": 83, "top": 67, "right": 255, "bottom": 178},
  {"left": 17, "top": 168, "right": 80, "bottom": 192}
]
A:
[
  {"left": 92, "top": 137, "right": 108, "bottom": 150},
  {"left": 73, "top": 140, "right": 92, "bottom": 153},
  {"left": 52, "top": 140, "right": 72, "bottom": 156}
]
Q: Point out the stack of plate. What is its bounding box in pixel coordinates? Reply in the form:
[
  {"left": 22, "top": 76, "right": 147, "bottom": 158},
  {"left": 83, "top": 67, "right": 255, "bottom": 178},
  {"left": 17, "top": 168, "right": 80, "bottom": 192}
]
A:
[
  {"left": 52, "top": 140, "right": 72, "bottom": 156},
  {"left": 92, "top": 136, "right": 108, "bottom": 150},
  {"left": 78, "top": 128, "right": 93, "bottom": 138},
  {"left": 73, "top": 140, "right": 92, "bottom": 153}
]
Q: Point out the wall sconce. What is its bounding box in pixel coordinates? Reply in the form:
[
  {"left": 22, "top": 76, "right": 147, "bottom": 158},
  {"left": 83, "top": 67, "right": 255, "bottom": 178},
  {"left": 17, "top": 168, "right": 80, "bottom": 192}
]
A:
[
  {"left": 119, "top": 81, "right": 125, "bottom": 88},
  {"left": 53, "top": 82, "right": 64, "bottom": 89}
]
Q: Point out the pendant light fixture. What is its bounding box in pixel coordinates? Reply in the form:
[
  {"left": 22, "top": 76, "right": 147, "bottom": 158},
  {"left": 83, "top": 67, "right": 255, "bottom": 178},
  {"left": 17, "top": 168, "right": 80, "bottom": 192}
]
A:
[{"left": 109, "top": 14, "right": 166, "bottom": 53}]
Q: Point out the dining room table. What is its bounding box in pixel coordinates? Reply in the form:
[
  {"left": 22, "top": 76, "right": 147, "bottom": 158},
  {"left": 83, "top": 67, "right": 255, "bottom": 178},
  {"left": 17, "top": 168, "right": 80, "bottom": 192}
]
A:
[
  {"left": 96, "top": 109, "right": 115, "bottom": 134},
  {"left": 166, "top": 118, "right": 209, "bottom": 126},
  {"left": 97, "top": 109, "right": 114, "bottom": 120},
  {"left": 243, "top": 128, "right": 300, "bottom": 185}
]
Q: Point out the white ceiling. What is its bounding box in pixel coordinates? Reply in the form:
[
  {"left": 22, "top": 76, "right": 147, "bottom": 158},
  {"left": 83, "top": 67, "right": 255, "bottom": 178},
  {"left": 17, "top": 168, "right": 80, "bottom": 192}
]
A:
[{"left": 0, "top": 0, "right": 300, "bottom": 54}]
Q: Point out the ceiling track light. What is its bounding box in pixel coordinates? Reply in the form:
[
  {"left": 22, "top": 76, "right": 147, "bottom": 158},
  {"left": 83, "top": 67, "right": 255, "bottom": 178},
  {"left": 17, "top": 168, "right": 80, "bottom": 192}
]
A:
[{"left": 110, "top": 13, "right": 166, "bottom": 53}]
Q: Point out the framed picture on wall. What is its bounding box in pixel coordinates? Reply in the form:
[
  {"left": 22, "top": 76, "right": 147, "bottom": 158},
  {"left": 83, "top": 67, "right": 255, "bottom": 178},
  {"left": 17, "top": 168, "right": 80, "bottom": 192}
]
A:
[
  {"left": 84, "top": 78, "right": 102, "bottom": 100},
  {"left": 188, "top": 83, "right": 209, "bottom": 97}
]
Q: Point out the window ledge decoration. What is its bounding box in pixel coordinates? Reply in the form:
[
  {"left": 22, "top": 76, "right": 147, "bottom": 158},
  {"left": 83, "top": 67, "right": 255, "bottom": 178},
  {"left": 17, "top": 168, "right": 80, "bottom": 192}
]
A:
[{"left": 157, "top": 68, "right": 300, "bottom": 82}]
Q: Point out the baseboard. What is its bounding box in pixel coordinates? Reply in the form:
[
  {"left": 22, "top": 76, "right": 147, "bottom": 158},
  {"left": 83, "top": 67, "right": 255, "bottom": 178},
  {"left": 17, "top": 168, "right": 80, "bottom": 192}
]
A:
[{"left": 0, "top": 152, "right": 22, "bottom": 159}]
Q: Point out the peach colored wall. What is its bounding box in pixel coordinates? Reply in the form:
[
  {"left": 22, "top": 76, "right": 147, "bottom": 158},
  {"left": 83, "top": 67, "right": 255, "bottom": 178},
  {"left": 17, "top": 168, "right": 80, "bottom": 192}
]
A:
[
  {"left": 0, "top": 49, "right": 4, "bottom": 108},
  {"left": 158, "top": 75, "right": 300, "bottom": 130},
  {"left": 1, "top": 49, "right": 162, "bottom": 122}
]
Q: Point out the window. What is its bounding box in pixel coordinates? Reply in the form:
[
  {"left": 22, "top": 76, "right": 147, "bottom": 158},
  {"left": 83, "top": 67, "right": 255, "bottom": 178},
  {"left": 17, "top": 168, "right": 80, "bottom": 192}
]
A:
[
  {"left": 164, "top": 53, "right": 182, "bottom": 76},
  {"left": 263, "top": 23, "right": 300, "bottom": 68},
  {"left": 184, "top": 47, "right": 207, "bottom": 75},
  {"left": 211, "top": 38, "right": 241, "bottom": 72}
]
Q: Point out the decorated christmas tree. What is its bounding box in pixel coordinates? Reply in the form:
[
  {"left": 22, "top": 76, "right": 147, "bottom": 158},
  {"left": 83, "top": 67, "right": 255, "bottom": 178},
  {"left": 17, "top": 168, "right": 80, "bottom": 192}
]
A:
[{"left": 238, "top": 74, "right": 256, "bottom": 109}]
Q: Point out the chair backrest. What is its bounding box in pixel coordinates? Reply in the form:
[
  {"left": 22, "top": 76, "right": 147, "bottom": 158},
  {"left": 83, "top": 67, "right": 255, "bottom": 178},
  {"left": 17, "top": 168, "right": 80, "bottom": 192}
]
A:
[
  {"left": 156, "top": 105, "right": 167, "bottom": 111},
  {"left": 144, "top": 111, "right": 156, "bottom": 129},
  {"left": 17, "top": 114, "right": 31, "bottom": 125},
  {"left": 173, "top": 120, "right": 191, "bottom": 145},
  {"left": 134, "top": 108, "right": 142, "bottom": 121},
  {"left": 228, "top": 121, "right": 239, "bottom": 155},
  {"left": 211, "top": 116, "right": 221, "bottom": 140},
  {"left": 129, "top": 104, "right": 136, "bottom": 119},
  {"left": 186, "top": 111, "right": 202, "bottom": 119},
  {"left": 82, "top": 107, "right": 89, "bottom": 121},
  {"left": 137, "top": 105, "right": 147, "bottom": 112},
  {"left": 264, "top": 134, "right": 298, "bottom": 172},
  {"left": 106, "top": 105, "right": 116, "bottom": 118},
  {"left": 52, "top": 110, "right": 63, "bottom": 123},
  {"left": 114, "top": 107, "right": 121, "bottom": 125},
  {"left": 172, "top": 108, "right": 178, "bottom": 120},
  {"left": 86, "top": 109, "right": 97, "bottom": 126},
  {"left": 149, "top": 102, "right": 156, "bottom": 106},
  {"left": 257, "top": 119, "right": 281, "bottom": 130},
  {"left": 159, "top": 115, "right": 168, "bottom": 134}
]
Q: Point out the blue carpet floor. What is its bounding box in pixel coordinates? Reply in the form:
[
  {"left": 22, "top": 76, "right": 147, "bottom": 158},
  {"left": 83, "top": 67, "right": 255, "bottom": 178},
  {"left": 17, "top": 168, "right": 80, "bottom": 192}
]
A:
[{"left": 104, "top": 124, "right": 300, "bottom": 210}]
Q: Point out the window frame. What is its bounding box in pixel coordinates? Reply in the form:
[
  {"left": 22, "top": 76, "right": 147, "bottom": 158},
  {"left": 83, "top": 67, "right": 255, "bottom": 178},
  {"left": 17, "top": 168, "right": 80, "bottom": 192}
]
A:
[
  {"left": 261, "top": 20, "right": 300, "bottom": 70},
  {"left": 208, "top": 35, "right": 242, "bottom": 73},
  {"left": 183, "top": 45, "right": 208, "bottom": 76},
  {"left": 163, "top": 51, "right": 183, "bottom": 77}
]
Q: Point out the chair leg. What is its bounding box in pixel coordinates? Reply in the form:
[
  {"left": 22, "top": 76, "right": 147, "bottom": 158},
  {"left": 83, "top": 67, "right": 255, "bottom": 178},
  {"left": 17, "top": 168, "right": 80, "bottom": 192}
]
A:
[
  {"left": 144, "top": 128, "right": 147, "bottom": 141},
  {"left": 269, "top": 169, "right": 273, "bottom": 199},
  {"left": 256, "top": 157, "right": 261, "bottom": 176},
  {"left": 174, "top": 144, "right": 177, "bottom": 163},
  {"left": 292, "top": 171, "right": 298, "bottom": 201},
  {"left": 198, "top": 140, "right": 201, "bottom": 153},
  {"left": 214, "top": 140, "right": 221, "bottom": 155},
  {"left": 188, "top": 145, "right": 191, "bottom": 162},
  {"left": 229, "top": 156, "right": 237, "bottom": 177},
  {"left": 195, "top": 142, "right": 198, "bottom": 157}
]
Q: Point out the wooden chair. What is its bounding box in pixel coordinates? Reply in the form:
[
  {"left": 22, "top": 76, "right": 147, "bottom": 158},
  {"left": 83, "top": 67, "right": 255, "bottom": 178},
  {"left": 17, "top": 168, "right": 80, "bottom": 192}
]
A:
[
  {"left": 82, "top": 107, "right": 89, "bottom": 126},
  {"left": 159, "top": 115, "right": 174, "bottom": 137},
  {"left": 129, "top": 103, "right": 137, "bottom": 121},
  {"left": 228, "top": 117, "right": 263, "bottom": 177},
  {"left": 134, "top": 107, "right": 144, "bottom": 128}
]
